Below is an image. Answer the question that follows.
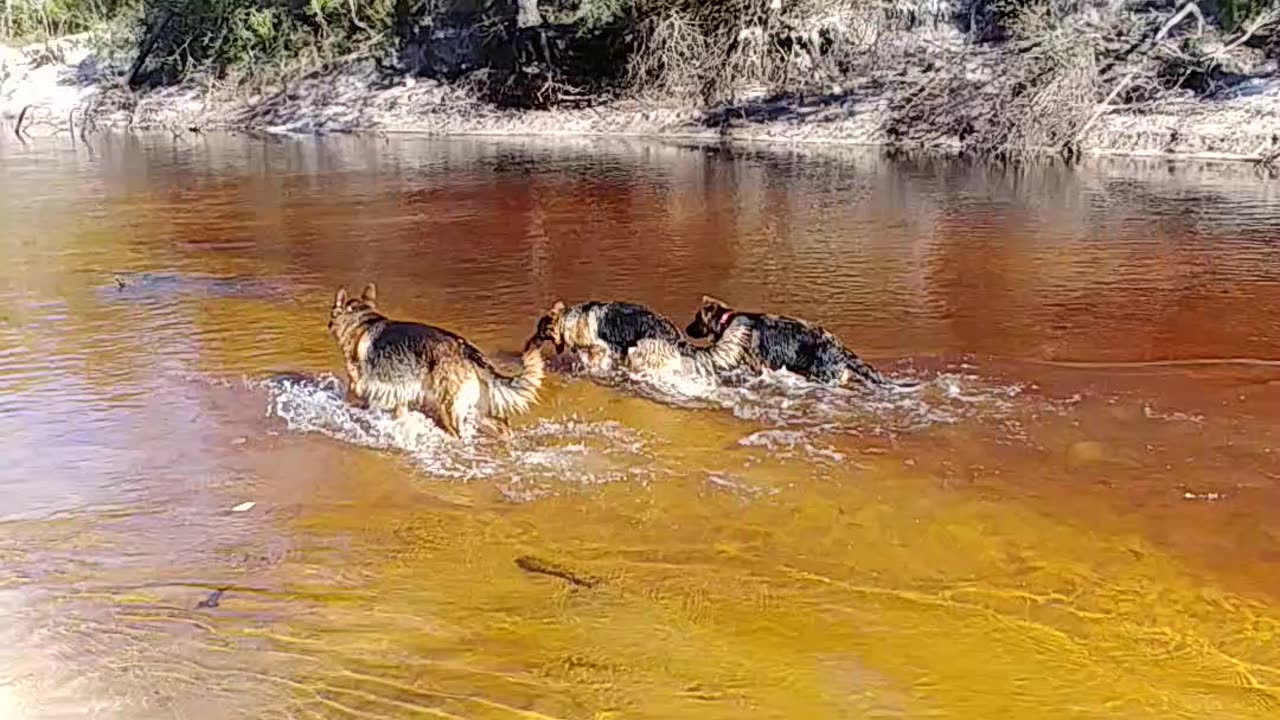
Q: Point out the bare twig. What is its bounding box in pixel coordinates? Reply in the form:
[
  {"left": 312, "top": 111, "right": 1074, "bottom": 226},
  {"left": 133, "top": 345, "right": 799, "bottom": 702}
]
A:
[
  {"left": 1256, "top": 134, "right": 1280, "bottom": 168},
  {"left": 1213, "top": 7, "right": 1280, "bottom": 60},
  {"left": 1072, "top": 66, "right": 1140, "bottom": 147},
  {"left": 348, "top": 0, "right": 372, "bottom": 35},
  {"left": 14, "top": 104, "right": 33, "bottom": 140},
  {"left": 77, "top": 100, "right": 93, "bottom": 141},
  {"left": 514, "top": 555, "right": 600, "bottom": 588},
  {"left": 1153, "top": 2, "right": 1205, "bottom": 45},
  {"left": 1069, "top": 2, "right": 1208, "bottom": 151}
]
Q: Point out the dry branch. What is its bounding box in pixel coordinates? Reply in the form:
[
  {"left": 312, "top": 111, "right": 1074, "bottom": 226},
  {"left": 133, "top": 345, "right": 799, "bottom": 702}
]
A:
[
  {"left": 1214, "top": 6, "right": 1280, "bottom": 59},
  {"left": 1258, "top": 133, "right": 1280, "bottom": 167},
  {"left": 1070, "top": 2, "right": 1210, "bottom": 152},
  {"left": 1072, "top": 70, "right": 1140, "bottom": 149},
  {"left": 14, "top": 104, "right": 33, "bottom": 139},
  {"left": 1155, "top": 2, "right": 1206, "bottom": 43}
]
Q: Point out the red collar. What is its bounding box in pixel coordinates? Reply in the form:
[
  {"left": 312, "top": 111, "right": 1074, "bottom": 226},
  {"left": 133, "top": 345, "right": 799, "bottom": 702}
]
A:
[{"left": 715, "top": 309, "right": 735, "bottom": 333}]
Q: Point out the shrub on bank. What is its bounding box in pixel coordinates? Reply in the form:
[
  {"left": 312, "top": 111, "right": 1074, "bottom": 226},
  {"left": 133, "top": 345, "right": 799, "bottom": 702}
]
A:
[
  {"left": 2, "top": 0, "right": 1276, "bottom": 156},
  {"left": 0, "top": 0, "right": 132, "bottom": 40}
]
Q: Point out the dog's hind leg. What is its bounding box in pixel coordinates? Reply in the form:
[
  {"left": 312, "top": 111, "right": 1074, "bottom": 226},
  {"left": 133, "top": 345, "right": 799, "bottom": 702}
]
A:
[
  {"left": 582, "top": 344, "right": 614, "bottom": 375},
  {"left": 451, "top": 377, "right": 481, "bottom": 439},
  {"left": 344, "top": 382, "right": 368, "bottom": 409},
  {"left": 434, "top": 389, "right": 460, "bottom": 437},
  {"left": 479, "top": 415, "right": 513, "bottom": 439},
  {"left": 431, "top": 370, "right": 479, "bottom": 439},
  {"left": 343, "top": 363, "right": 369, "bottom": 409},
  {"left": 472, "top": 377, "right": 511, "bottom": 439}
]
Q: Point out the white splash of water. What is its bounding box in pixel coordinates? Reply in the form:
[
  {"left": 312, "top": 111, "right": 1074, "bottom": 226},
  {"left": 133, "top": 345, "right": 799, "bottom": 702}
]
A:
[
  {"left": 623, "top": 363, "right": 723, "bottom": 404},
  {"left": 705, "top": 472, "right": 778, "bottom": 501},
  {"left": 256, "top": 373, "right": 655, "bottom": 495},
  {"left": 553, "top": 358, "right": 1050, "bottom": 459},
  {"left": 738, "top": 429, "right": 847, "bottom": 464},
  {"left": 696, "top": 368, "right": 1032, "bottom": 438}
]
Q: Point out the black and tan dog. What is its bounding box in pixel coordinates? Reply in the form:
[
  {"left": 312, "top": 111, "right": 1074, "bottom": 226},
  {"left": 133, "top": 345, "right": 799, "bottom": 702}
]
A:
[
  {"left": 685, "top": 295, "right": 907, "bottom": 388},
  {"left": 328, "top": 283, "right": 543, "bottom": 437},
  {"left": 525, "top": 300, "right": 749, "bottom": 378}
]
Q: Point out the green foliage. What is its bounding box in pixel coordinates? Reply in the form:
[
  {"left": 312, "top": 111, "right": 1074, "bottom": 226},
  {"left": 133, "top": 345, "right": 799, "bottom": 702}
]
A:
[
  {"left": 5, "top": 0, "right": 1276, "bottom": 100},
  {"left": 1217, "top": 0, "right": 1273, "bottom": 31},
  {"left": 556, "top": 0, "right": 633, "bottom": 29},
  {"left": 126, "top": 0, "right": 401, "bottom": 86},
  {"left": 1, "top": 0, "right": 134, "bottom": 40}
]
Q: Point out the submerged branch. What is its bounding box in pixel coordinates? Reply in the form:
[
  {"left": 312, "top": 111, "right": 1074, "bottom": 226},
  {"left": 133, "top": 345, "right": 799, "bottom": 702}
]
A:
[{"left": 515, "top": 555, "right": 601, "bottom": 588}]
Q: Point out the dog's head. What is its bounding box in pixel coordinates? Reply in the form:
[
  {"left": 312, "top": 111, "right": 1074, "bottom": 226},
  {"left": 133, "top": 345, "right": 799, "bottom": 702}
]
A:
[
  {"left": 686, "top": 295, "right": 736, "bottom": 339},
  {"left": 526, "top": 300, "right": 566, "bottom": 353},
  {"left": 328, "top": 283, "right": 378, "bottom": 336}
]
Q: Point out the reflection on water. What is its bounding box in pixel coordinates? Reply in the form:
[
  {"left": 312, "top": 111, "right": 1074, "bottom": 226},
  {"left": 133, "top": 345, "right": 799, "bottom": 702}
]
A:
[{"left": 1, "top": 133, "right": 1279, "bottom": 719}]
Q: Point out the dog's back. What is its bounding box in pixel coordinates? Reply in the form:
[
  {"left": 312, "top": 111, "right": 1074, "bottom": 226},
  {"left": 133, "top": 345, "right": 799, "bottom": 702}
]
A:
[
  {"left": 358, "top": 321, "right": 475, "bottom": 408},
  {"left": 363, "top": 322, "right": 481, "bottom": 379},
  {"left": 585, "top": 302, "right": 682, "bottom": 354},
  {"left": 737, "top": 314, "right": 884, "bottom": 386},
  {"left": 366, "top": 321, "right": 542, "bottom": 430},
  {"left": 330, "top": 283, "right": 543, "bottom": 437},
  {"left": 687, "top": 296, "right": 891, "bottom": 388},
  {"left": 530, "top": 300, "right": 686, "bottom": 375}
]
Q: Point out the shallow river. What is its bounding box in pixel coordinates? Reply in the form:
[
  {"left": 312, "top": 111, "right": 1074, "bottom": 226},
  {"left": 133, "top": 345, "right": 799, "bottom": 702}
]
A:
[{"left": 1, "top": 134, "right": 1279, "bottom": 719}]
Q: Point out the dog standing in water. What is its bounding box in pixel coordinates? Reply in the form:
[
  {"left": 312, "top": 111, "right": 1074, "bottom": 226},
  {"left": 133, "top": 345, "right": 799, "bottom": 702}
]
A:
[
  {"left": 684, "top": 295, "right": 911, "bottom": 388},
  {"left": 525, "top": 299, "right": 750, "bottom": 378},
  {"left": 328, "top": 283, "right": 543, "bottom": 437}
]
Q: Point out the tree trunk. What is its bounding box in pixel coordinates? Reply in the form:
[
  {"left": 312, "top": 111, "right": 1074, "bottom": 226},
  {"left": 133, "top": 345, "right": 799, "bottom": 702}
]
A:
[{"left": 127, "top": 6, "right": 180, "bottom": 88}]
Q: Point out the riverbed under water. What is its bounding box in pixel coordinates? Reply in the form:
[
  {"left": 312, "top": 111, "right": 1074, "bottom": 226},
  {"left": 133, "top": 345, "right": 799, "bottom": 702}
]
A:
[{"left": 1, "top": 134, "right": 1279, "bottom": 719}]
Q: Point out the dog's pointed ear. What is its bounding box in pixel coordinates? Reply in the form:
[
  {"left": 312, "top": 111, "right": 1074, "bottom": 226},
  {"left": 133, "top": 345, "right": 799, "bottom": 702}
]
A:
[
  {"left": 361, "top": 283, "right": 377, "bottom": 303},
  {"left": 550, "top": 300, "right": 565, "bottom": 316},
  {"left": 701, "top": 295, "right": 728, "bottom": 311},
  {"left": 334, "top": 287, "right": 348, "bottom": 308}
]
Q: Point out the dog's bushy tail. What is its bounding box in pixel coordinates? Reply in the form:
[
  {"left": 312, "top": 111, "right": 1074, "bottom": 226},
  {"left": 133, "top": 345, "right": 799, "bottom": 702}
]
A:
[
  {"left": 485, "top": 347, "right": 545, "bottom": 417},
  {"left": 629, "top": 322, "right": 752, "bottom": 377},
  {"left": 842, "top": 349, "right": 917, "bottom": 390},
  {"left": 688, "top": 321, "right": 751, "bottom": 373}
]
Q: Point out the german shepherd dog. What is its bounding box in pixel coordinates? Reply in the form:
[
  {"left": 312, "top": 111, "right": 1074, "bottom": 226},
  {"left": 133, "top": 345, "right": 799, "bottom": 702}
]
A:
[
  {"left": 328, "top": 283, "right": 544, "bottom": 438},
  {"left": 525, "top": 300, "right": 749, "bottom": 378},
  {"left": 684, "top": 295, "right": 906, "bottom": 388}
]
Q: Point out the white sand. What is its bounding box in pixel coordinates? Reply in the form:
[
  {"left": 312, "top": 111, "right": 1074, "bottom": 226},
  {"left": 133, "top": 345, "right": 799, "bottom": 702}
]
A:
[{"left": 4, "top": 34, "right": 1278, "bottom": 163}]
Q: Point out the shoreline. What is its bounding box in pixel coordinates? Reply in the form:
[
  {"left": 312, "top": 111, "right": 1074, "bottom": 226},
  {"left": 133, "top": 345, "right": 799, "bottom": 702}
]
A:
[
  {"left": 371, "top": 128, "right": 1276, "bottom": 165},
  {"left": 7, "top": 110, "right": 1278, "bottom": 170},
  {"left": 3, "top": 34, "right": 1279, "bottom": 167}
]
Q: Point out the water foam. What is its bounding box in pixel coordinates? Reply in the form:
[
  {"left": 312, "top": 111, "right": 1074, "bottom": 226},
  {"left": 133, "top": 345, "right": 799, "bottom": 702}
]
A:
[
  {"left": 617, "top": 361, "right": 1035, "bottom": 439},
  {"left": 251, "top": 359, "right": 1051, "bottom": 501},
  {"left": 258, "top": 373, "right": 655, "bottom": 495},
  {"left": 575, "top": 359, "right": 1048, "bottom": 468}
]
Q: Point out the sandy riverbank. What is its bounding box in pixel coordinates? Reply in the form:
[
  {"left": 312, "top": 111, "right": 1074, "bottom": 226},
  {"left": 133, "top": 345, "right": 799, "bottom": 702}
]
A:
[{"left": 3, "top": 33, "right": 1278, "bottom": 164}]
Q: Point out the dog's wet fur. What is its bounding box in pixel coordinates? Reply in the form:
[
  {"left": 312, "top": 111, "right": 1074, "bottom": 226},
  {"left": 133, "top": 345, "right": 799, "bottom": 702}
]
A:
[
  {"left": 685, "top": 295, "right": 904, "bottom": 388},
  {"left": 522, "top": 298, "right": 742, "bottom": 376},
  {"left": 323, "top": 284, "right": 910, "bottom": 442},
  {"left": 626, "top": 321, "right": 753, "bottom": 380},
  {"left": 328, "top": 283, "right": 543, "bottom": 437},
  {"left": 526, "top": 300, "right": 750, "bottom": 377}
]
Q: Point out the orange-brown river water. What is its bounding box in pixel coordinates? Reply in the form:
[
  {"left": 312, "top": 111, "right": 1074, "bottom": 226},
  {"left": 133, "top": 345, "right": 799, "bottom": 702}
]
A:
[{"left": 1, "top": 134, "right": 1279, "bottom": 719}]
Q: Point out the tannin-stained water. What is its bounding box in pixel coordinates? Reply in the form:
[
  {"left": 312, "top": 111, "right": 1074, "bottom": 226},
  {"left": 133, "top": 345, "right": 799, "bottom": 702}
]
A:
[{"left": 1, "top": 134, "right": 1278, "bottom": 719}]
